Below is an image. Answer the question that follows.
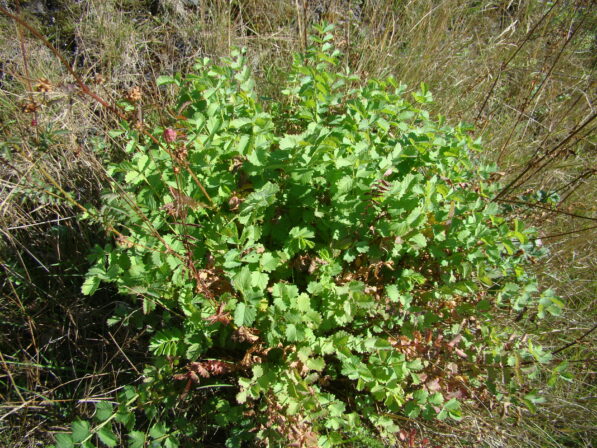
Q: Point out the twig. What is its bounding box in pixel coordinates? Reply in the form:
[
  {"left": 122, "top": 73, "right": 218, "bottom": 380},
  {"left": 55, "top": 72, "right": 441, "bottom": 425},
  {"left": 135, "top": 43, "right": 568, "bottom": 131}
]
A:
[
  {"left": 493, "top": 111, "right": 597, "bottom": 200},
  {"left": 6, "top": 216, "right": 75, "bottom": 230},
  {"left": 551, "top": 323, "right": 597, "bottom": 356},
  {"left": 496, "top": 198, "right": 597, "bottom": 222},
  {"left": 108, "top": 332, "right": 140, "bottom": 375},
  {"left": 0, "top": 351, "right": 25, "bottom": 403},
  {"left": 537, "top": 224, "right": 597, "bottom": 240}
]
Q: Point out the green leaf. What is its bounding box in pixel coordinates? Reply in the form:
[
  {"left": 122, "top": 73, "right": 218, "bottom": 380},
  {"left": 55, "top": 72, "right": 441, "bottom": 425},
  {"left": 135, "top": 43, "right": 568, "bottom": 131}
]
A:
[
  {"left": 149, "top": 422, "right": 168, "bottom": 439},
  {"left": 128, "top": 431, "right": 146, "bottom": 448},
  {"left": 234, "top": 302, "right": 256, "bottom": 326},
  {"left": 409, "top": 233, "right": 427, "bottom": 248},
  {"left": 295, "top": 294, "right": 312, "bottom": 312},
  {"left": 55, "top": 433, "right": 74, "bottom": 448},
  {"left": 81, "top": 276, "right": 100, "bottom": 295},
  {"left": 237, "top": 134, "right": 251, "bottom": 155},
  {"left": 233, "top": 266, "right": 252, "bottom": 295},
  {"left": 251, "top": 271, "right": 269, "bottom": 292},
  {"left": 260, "top": 252, "right": 279, "bottom": 272},
  {"left": 285, "top": 324, "right": 299, "bottom": 341},
  {"left": 156, "top": 75, "right": 178, "bottom": 86},
  {"left": 239, "top": 182, "right": 279, "bottom": 223},
  {"left": 306, "top": 357, "right": 325, "bottom": 371},
  {"left": 149, "top": 328, "right": 183, "bottom": 356},
  {"left": 114, "top": 407, "right": 135, "bottom": 429},
  {"left": 71, "top": 420, "right": 91, "bottom": 443},
  {"left": 386, "top": 285, "right": 400, "bottom": 303},
  {"left": 428, "top": 392, "right": 444, "bottom": 405},
  {"left": 97, "top": 426, "right": 118, "bottom": 447},
  {"left": 164, "top": 436, "right": 180, "bottom": 448},
  {"left": 94, "top": 402, "right": 113, "bottom": 422}
]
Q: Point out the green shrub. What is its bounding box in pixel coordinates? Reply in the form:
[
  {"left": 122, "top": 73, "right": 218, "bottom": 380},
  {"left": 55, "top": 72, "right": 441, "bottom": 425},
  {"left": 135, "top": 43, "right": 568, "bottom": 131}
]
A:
[{"left": 61, "top": 23, "right": 561, "bottom": 448}]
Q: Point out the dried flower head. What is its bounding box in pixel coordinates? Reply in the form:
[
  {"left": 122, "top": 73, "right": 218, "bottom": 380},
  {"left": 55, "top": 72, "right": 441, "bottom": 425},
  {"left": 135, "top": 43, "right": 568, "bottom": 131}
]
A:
[
  {"left": 126, "top": 86, "right": 142, "bottom": 103},
  {"left": 228, "top": 194, "right": 241, "bottom": 211},
  {"left": 21, "top": 101, "right": 40, "bottom": 114},
  {"left": 116, "top": 234, "right": 134, "bottom": 248},
  {"left": 35, "top": 78, "right": 53, "bottom": 93}
]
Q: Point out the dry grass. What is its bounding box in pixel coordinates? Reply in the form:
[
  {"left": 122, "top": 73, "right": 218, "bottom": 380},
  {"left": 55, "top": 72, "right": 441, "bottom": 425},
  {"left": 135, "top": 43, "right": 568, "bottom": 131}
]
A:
[{"left": 0, "top": 0, "right": 595, "bottom": 446}]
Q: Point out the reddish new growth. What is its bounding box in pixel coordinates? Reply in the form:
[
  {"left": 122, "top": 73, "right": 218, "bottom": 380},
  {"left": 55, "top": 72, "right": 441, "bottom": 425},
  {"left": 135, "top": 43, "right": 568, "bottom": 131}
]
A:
[
  {"left": 173, "top": 360, "right": 234, "bottom": 398},
  {"left": 164, "top": 127, "right": 177, "bottom": 143}
]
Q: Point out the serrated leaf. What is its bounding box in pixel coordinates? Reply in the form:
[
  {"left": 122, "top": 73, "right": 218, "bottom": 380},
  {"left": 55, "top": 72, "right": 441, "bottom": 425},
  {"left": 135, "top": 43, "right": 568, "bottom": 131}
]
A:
[
  {"left": 55, "top": 433, "right": 74, "bottom": 448},
  {"left": 108, "top": 129, "right": 125, "bottom": 138},
  {"left": 239, "top": 182, "right": 279, "bottom": 223},
  {"left": 306, "top": 357, "right": 325, "bottom": 371},
  {"left": 413, "top": 389, "right": 429, "bottom": 404},
  {"left": 251, "top": 271, "right": 269, "bottom": 292},
  {"left": 386, "top": 284, "right": 399, "bottom": 302},
  {"left": 336, "top": 176, "right": 353, "bottom": 195},
  {"left": 285, "top": 324, "right": 298, "bottom": 341},
  {"left": 149, "top": 422, "right": 168, "bottom": 439},
  {"left": 260, "top": 252, "right": 279, "bottom": 272},
  {"left": 409, "top": 233, "right": 427, "bottom": 248},
  {"left": 128, "top": 431, "right": 145, "bottom": 448},
  {"left": 94, "top": 402, "right": 113, "bottom": 422},
  {"left": 186, "top": 343, "right": 202, "bottom": 360},
  {"left": 114, "top": 408, "right": 135, "bottom": 429},
  {"left": 233, "top": 266, "right": 252, "bottom": 295},
  {"left": 71, "top": 420, "right": 90, "bottom": 442},
  {"left": 295, "top": 294, "right": 311, "bottom": 312},
  {"left": 234, "top": 302, "right": 256, "bottom": 326},
  {"left": 230, "top": 118, "right": 252, "bottom": 129},
  {"left": 97, "top": 426, "right": 117, "bottom": 447},
  {"left": 236, "top": 389, "right": 247, "bottom": 404},
  {"left": 124, "top": 170, "right": 143, "bottom": 185},
  {"left": 142, "top": 296, "right": 156, "bottom": 314},
  {"left": 428, "top": 392, "right": 444, "bottom": 405},
  {"left": 81, "top": 276, "right": 100, "bottom": 295}
]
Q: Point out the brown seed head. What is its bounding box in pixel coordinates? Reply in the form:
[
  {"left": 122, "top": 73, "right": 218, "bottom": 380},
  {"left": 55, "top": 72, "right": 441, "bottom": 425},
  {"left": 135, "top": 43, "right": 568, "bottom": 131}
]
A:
[
  {"left": 126, "top": 86, "right": 143, "bottom": 103},
  {"left": 22, "top": 101, "right": 40, "bottom": 114},
  {"left": 35, "top": 78, "right": 53, "bottom": 93}
]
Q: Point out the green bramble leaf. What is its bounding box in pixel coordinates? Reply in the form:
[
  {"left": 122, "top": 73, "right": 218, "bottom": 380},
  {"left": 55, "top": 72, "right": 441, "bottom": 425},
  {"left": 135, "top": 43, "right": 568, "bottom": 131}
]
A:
[
  {"left": 71, "top": 420, "right": 91, "bottom": 442},
  {"left": 128, "top": 431, "right": 146, "bottom": 448},
  {"left": 234, "top": 302, "right": 256, "bottom": 327},
  {"left": 54, "top": 433, "right": 74, "bottom": 448},
  {"left": 97, "top": 426, "right": 118, "bottom": 447},
  {"left": 94, "top": 402, "right": 113, "bottom": 422},
  {"left": 81, "top": 276, "right": 100, "bottom": 295}
]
